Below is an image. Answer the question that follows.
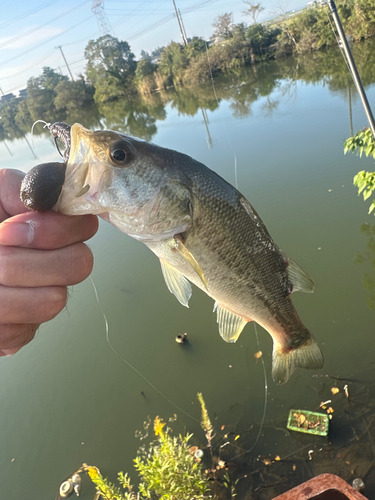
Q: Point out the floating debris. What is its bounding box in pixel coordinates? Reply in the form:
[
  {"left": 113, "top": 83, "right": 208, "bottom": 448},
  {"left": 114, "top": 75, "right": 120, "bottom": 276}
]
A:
[
  {"left": 352, "top": 478, "right": 365, "bottom": 491},
  {"left": 287, "top": 409, "right": 329, "bottom": 436},
  {"left": 331, "top": 387, "right": 340, "bottom": 395},
  {"left": 59, "top": 479, "right": 73, "bottom": 498},
  {"left": 175, "top": 333, "right": 187, "bottom": 344}
]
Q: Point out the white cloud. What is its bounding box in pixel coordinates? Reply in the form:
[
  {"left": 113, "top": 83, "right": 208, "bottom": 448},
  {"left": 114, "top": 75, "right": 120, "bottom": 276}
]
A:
[{"left": 0, "top": 26, "right": 64, "bottom": 50}]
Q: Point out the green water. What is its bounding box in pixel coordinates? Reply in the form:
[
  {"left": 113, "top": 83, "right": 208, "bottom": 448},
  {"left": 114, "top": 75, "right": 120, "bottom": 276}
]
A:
[{"left": 2, "top": 43, "right": 375, "bottom": 498}]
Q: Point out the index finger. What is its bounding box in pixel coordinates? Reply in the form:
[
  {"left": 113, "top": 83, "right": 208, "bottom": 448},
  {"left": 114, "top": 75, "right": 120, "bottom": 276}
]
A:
[{"left": 0, "top": 169, "right": 29, "bottom": 221}]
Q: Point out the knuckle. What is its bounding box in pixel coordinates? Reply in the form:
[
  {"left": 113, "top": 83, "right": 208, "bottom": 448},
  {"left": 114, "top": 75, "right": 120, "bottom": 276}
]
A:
[
  {"left": 0, "top": 323, "right": 38, "bottom": 350},
  {"left": 45, "top": 287, "right": 68, "bottom": 320},
  {"left": 66, "top": 243, "right": 94, "bottom": 284},
  {"left": 0, "top": 246, "right": 13, "bottom": 284}
]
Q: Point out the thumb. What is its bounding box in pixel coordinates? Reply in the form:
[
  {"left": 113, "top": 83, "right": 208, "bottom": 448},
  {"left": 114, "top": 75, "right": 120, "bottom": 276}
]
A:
[{"left": 0, "top": 169, "right": 30, "bottom": 222}]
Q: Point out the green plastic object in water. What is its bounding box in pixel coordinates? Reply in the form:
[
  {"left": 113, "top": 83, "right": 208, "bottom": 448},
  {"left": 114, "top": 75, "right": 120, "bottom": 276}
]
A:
[{"left": 287, "top": 409, "right": 329, "bottom": 436}]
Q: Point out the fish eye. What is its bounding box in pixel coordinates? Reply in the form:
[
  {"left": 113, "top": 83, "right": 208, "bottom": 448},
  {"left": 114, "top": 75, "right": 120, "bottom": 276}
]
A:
[{"left": 109, "top": 140, "right": 134, "bottom": 166}]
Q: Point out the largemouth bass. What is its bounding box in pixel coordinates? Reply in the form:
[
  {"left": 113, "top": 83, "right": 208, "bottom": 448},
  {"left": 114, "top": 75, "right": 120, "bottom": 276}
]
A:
[{"left": 20, "top": 122, "right": 323, "bottom": 384}]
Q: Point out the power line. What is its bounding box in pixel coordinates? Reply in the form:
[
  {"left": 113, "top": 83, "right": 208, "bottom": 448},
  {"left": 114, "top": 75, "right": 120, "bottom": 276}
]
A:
[
  {"left": 0, "top": 1, "right": 91, "bottom": 51},
  {"left": 0, "top": 50, "right": 57, "bottom": 80},
  {"left": 0, "top": 0, "right": 60, "bottom": 30},
  {"left": 0, "top": 15, "right": 94, "bottom": 68}
]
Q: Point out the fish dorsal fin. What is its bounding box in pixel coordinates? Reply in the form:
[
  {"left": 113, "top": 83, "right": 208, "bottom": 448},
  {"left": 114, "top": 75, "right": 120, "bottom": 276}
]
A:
[
  {"left": 160, "top": 259, "right": 192, "bottom": 308},
  {"left": 281, "top": 250, "right": 315, "bottom": 293},
  {"left": 174, "top": 236, "right": 208, "bottom": 290},
  {"left": 214, "top": 303, "right": 248, "bottom": 343}
]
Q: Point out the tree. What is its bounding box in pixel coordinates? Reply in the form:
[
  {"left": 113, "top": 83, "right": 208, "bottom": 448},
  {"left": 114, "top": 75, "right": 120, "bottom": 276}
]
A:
[
  {"left": 54, "top": 77, "right": 95, "bottom": 114},
  {"left": 84, "top": 35, "right": 137, "bottom": 102},
  {"left": 184, "top": 36, "right": 206, "bottom": 61},
  {"left": 212, "top": 12, "right": 235, "bottom": 39},
  {"left": 140, "top": 50, "right": 152, "bottom": 61},
  {"left": 243, "top": 0, "right": 265, "bottom": 24},
  {"left": 158, "top": 41, "right": 188, "bottom": 85},
  {"left": 26, "top": 67, "right": 68, "bottom": 122},
  {"left": 135, "top": 58, "right": 157, "bottom": 79}
]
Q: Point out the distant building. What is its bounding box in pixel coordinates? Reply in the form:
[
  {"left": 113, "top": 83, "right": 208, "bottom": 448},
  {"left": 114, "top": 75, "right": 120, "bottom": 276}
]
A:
[
  {"left": 18, "top": 89, "right": 27, "bottom": 98},
  {"left": 206, "top": 36, "right": 225, "bottom": 47},
  {"left": 1, "top": 93, "right": 15, "bottom": 101}
]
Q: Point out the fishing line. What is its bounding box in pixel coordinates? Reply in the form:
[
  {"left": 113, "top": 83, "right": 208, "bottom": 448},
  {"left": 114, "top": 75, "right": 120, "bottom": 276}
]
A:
[
  {"left": 246, "top": 323, "right": 268, "bottom": 452},
  {"left": 89, "top": 275, "right": 201, "bottom": 425}
]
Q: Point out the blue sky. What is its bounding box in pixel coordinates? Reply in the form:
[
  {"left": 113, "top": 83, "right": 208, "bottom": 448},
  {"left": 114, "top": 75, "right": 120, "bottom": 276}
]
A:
[{"left": 0, "top": 0, "right": 305, "bottom": 95}]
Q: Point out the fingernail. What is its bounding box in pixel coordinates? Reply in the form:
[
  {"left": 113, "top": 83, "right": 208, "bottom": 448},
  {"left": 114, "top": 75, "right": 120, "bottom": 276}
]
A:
[{"left": 0, "top": 221, "right": 34, "bottom": 246}]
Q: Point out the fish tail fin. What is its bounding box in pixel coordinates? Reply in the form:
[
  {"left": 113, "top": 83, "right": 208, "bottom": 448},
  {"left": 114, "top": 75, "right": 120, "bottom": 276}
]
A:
[{"left": 272, "top": 333, "right": 323, "bottom": 385}]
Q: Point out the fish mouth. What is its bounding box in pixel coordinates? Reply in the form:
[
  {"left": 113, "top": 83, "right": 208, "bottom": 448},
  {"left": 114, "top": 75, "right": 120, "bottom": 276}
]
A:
[{"left": 54, "top": 123, "right": 107, "bottom": 215}]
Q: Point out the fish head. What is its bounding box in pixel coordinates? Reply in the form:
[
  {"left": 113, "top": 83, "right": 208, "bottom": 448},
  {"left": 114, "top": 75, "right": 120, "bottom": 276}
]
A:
[{"left": 55, "top": 123, "right": 192, "bottom": 241}]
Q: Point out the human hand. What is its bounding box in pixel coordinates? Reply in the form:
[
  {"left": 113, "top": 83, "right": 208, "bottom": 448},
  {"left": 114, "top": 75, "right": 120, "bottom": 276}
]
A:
[{"left": 0, "top": 168, "right": 98, "bottom": 356}]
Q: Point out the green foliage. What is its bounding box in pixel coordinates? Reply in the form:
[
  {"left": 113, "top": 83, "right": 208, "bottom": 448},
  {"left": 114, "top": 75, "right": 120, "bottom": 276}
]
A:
[
  {"left": 158, "top": 42, "right": 189, "bottom": 85},
  {"left": 197, "top": 393, "right": 214, "bottom": 449},
  {"left": 345, "top": 128, "right": 375, "bottom": 214},
  {"left": 185, "top": 37, "right": 207, "bottom": 58},
  {"left": 54, "top": 77, "right": 95, "bottom": 113},
  {"left": 135, "top": 58, "right": 157, "bottom": 80},
  {"left": 135, "top": 417, "right": 209, "bottom": 500},
  {"left": 87, "top": 416, "right": 210, "bottom": 500},
  {"left": 85, "top": 35, "right": 137, "bottom": 102},
  {"left": 26, "top": 66, "right": 68, "bottom": 122}
]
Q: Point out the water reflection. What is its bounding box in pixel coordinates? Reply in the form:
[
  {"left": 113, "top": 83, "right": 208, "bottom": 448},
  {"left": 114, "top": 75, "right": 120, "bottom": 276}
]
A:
[
  {"left": 2, "top": 38, "right": 375, "bottom": 145},
  {"left": 354, "top": 223, "right": 375, "bottom": 310}
]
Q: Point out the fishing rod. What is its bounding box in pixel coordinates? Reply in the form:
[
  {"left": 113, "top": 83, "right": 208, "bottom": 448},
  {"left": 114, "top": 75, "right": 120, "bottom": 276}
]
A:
[{"left": 326, "top": 0, "right": 375, "bottom": 139}]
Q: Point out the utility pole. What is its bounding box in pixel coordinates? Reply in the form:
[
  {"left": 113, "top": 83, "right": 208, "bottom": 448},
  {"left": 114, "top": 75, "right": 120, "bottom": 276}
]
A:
[
  {"left": 172, "top": 0, "right": 186, "bottom": 46},
  {"left": 56, "top": 45, "right": 75, "bottom": 81},
  {"left": 178, "top": 9, "right": 188, "bottom": 45}
]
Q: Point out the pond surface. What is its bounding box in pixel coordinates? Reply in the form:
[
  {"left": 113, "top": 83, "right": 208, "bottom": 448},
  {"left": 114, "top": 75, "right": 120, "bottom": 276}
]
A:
[{"left": 2, "top": 42, "right": 375, "bottom": 499}]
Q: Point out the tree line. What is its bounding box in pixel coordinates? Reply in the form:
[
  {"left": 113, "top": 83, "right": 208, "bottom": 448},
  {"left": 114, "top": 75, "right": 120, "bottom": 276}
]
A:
[{"left": 1, "top": 0, "right": 375, "bottom": 142}]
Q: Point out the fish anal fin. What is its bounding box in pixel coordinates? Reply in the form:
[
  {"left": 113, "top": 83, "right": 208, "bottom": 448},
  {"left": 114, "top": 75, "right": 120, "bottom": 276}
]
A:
[
  {"left": 174, "top": 236, "right": 208, "bottom": 290},
  {"left": 214, "top": 302, "right": 248, "bottom": 343},
  {"left": 160, "top": 259, "right": 192, "bottom": 308},
  {"left": 281, "top": 250, "right": 314, "bottom": 293},
  {"left": 272, "top": 334, "right": 324, "bottom": 385}
]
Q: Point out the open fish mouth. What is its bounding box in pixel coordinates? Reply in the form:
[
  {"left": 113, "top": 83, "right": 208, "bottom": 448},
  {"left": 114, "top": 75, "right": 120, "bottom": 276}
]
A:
[{"left": 53, "top": 123, "right": 109, "bottom": 216}]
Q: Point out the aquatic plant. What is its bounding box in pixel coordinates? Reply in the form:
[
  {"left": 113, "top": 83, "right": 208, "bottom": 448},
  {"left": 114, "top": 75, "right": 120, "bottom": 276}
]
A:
[
  {"left": 344, "top": 128, "right": 375, "bottom": 214},
  {"left": 87, "top": 395, "right": 213, "bottom": 499}
]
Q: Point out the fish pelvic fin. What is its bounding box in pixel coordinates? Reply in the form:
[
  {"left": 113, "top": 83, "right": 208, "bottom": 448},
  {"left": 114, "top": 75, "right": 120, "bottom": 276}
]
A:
[
  {"left": 280, "top": 250, "right": 314, "bottom": 293},
  {"left": 214, "top": 302, "right": 248, "bottom": 343},
  {"left": 173, "top": 236, "right": 208, "bottom": 290},
  {"left": 272, "top": 333, "right": 323, "bottom": 385},
  {"left": 160, "top": 259, "right": 192, "bottom": 308}
]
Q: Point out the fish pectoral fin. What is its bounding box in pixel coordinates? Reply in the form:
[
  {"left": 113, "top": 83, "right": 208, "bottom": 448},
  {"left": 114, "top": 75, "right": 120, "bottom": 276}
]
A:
[
  {"left": 173, "top": 236, "right": 208, "bottom": 290},
  {"left": 160, "top": 259, "right": 192, "bottom": 308},
  {"left": 281, "top": 250, "right": 314, "bottom": 293},
  {"left": 214, "top": 302, "right": 248, "bottom": 343}
]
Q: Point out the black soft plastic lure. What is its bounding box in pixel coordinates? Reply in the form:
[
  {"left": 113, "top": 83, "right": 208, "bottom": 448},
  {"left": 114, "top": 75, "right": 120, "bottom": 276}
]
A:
[{"left": 20, "top": 122, "right": 71, "bottom": 212}]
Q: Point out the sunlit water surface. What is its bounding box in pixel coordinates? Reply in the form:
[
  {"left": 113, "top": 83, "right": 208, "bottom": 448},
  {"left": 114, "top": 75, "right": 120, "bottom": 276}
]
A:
[{"left": 1, "top": 45, "right": 375, "bottom": 498}]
